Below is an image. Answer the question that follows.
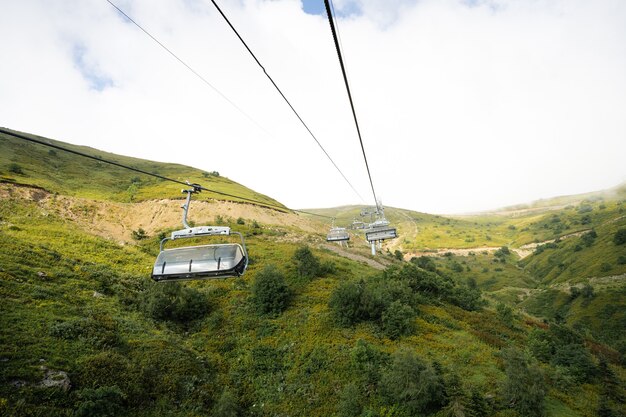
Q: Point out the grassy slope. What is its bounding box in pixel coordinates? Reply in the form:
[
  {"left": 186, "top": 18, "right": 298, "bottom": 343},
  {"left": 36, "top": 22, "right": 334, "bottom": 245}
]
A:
[
  {"left": 0, "top": 128, "right": 285, "bottom": 209},
  {"left": 3, "top": 194, "right": 620, "bottom": 416}
]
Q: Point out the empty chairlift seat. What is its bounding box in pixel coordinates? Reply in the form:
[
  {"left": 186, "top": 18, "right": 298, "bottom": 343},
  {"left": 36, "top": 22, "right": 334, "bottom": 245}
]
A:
[
  {"left": 365, "top": 219, "right": 397, "bottom": 242},
  {"left": 151, "top": 187, "right": 249, "bottom": 282},
  {"left": 327, "top": 227, "right": 350, "bottom": 242},
  {"left": 152, "top": 243, "right": 247, "bottom": 282}
]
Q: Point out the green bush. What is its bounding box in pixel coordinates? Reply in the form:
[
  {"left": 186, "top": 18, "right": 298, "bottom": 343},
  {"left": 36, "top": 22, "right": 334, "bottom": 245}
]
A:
[
  {"left": 142, "top": 282, "right": 209, "bottom": 322},
  {"left": 501, "top": 347, "right": 547, "bottom": 417},
  {"left": 329, "top": 279, "right": 387, "bottom": 326},
  {"left": 410, "top": 256, "right": 437, "bottom": 272},
  {"left": 212, "top": 389, "right": 240, "bottom": 417},
  {"left": 75, "top": 351, "right": 132, "bottom": 390},
  {"left": 350, "top": 339, "right": 388, "bottom": 387},
  {"left": 581, "top": 230, "right": 597, "bottom": 247},
  {"left": 252, "top": 265, "right": 290, "bottom": 316},
  {"left": 380, "top": 349, "right": 445, "bottom": 415},
  {"left": 496, "top": 303, "right": 514, "bottom": 326},
  {"left": 236, "top": 217, "right": 245, "bottom": 225},
  {"left": 49, "top": 316, "right": 120, "bottom": 348},
  {"left": 131, "top": 228, "right": 147, "bottom": 240},
  {"left": 8, "top": 163, "right": 24, "bottom": 175},
  {"left": 614, "top": 228, "right": 626, "bottom": 245},
  {"left": 293, "top": 245, "right": 321, "bottom": 279},
  {"left": 75, "top": 386, "right": 126, "bottom": 417},
  {"left": 337, "top": 383, "right": 363, "bottom": 417},
  {"left": 494, "top": 246, "right": 510, "bottom": 258},
  {"left": 385, "top": 264, "right": 452, "bottom": 299},
  {"left": 450, "top": 285, "right": 483, "bottom": 311},
  {"left": 382, "top": 301, "right": 415, "bottom": 339}
]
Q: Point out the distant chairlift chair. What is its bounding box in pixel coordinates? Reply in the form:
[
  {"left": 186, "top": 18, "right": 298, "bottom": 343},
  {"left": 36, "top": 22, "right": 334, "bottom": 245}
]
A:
[
  {"left": 327, "top": 218, "right": 350, "bottom": 243},
  {"left": 152, "top": 185, "right": 248, "bottom": 282},
  {"left": 364, "top": 207, "right": 397, "bottom": 255}
]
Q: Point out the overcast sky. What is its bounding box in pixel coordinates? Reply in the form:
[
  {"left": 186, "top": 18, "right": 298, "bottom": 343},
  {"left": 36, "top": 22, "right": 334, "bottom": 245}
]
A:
[{"left": 1, "top": 0, "right": 624, "bottom": 213}]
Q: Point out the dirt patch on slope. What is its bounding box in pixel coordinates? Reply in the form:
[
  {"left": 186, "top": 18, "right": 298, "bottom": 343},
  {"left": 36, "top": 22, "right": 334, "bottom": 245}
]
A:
[
  {"left": 322, "top": 243, "right": 390, "bottom": 270},
  {"left": 1, "top": 184, "right": 323, "bottom": 243}
]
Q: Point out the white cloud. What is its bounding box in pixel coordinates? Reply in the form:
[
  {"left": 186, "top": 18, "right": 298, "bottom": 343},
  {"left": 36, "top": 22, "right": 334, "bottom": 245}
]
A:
[{"left": 1, "top": 0, "right": 624, "bottom": 213}]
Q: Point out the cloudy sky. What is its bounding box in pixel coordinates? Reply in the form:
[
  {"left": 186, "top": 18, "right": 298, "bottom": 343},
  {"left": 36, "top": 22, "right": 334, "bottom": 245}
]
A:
[{"left": 1, "top": 0, "right": 624, "bottom": 213}]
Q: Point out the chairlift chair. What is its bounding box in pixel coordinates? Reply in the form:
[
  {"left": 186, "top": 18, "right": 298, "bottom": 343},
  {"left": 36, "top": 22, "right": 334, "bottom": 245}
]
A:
[
  {"left": 327, "top": 226, "right": 350, "bottom": 242},
  {"left": 365, "top": 212, "right": 397, "bottom": 243},
  {"left": 326, "top": 218, "right": 350, "bottom": 242},
  {"left": 152, "top": 186, "right": 248, "bottom": 282},
  {"left": 351, "top": 218, "right": 365, "bottom": 230}
]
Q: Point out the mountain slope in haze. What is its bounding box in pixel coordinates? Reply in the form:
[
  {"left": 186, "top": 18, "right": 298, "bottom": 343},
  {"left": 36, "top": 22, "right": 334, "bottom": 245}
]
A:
[
  {"left": 0, "top": 128, "right": 625, "bottom": 417},
  {"left": 0, "top": 128, "right": 285, "bottom": 209}
]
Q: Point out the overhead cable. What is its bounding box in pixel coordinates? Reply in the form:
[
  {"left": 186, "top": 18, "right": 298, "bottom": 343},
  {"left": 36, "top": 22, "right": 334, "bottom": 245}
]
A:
[
  {"left": 105, "top": 0, "right": 269, "bottom": 136},
  {"left": 323, "top": 0, "right": 380, "bottom": 209},
  {"left": 0, "top": 128, "right": 333, "bottom": 219},
  {"left": 208, "top": 0, "right": 365, "bottom": 203}
]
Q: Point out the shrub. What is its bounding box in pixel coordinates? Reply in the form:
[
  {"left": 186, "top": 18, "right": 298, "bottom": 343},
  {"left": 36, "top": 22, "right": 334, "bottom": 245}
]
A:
[
  {"left": 496, "top": 302, "right": 514, "bottom": 326},
  {"left": 450, "top": 285, "right": 483, "bottom": 311},
  {"left": 614, "top": 228, "right": 626, "bottom": 245},
  {"left": 131, "top": 228, "right": 147, "bottom": 240},
  {"left": 142, "top": 282, "right": 209, "bottom": 322},
  {"left": 380, "top": 349, "right": 445, "bottom": 415},
  {"left": 386, "top": 264, "right": 452, "bottom": 298},
  {"left": 337, "top": 383, "right": 363, "bottom": 417},
  {"left": 394, "top": 250, "right": 403, "bottom": 261},
  {"left": 581, "top": 283, "right": 595, "bottom": 299},
  {"left": 382, "top": 301, "right": 415, "bottom": 339},
  {"left": 213, "top": 389, "right": 240, "bottom": 417},
  {"left": 75, "top": 386, "right": 126, "bottom": 417},
  {"left": 581, "top": 230, "right": 598, "bottom": 247},
  {"left": 527, "top": 329, "right": 554, "bottom": 363},
  {"left": 293, "top": 245, "right": 321, "bottom": 279},
  {"left": 75, "top": 351, "right": 131, "bottom": 390},
  {"left": 551, "top": 343, "right": 595, "bottom": 383},
  {"left": 494, "top": 246, "right": 510, "bottom": 258},
  {"left": 501, "top": 347, "right": 547, "bottom": 417},
  {"left": 450, "top": 261, "right": 464, "bottom": 272},
  {"left": 8, "top": 163, "right": 24, "bottom": 175},
  {"left": 236, "top": 217, "right": 245, "bottom": 225},
  {"left": 49, "top": 316, "right": 120, "bottom": 348},
  {"left": 410, "top": 256, "right": 437, "bottom": 272},
  {"left": 350, "top": 339, "right": 388, "bottom": 386},
  {"left": 329, "top": 279, "right": 387, "bottom": 326},
  {"left": 252, "top": 265, "right": 290, "bottom": 316}
]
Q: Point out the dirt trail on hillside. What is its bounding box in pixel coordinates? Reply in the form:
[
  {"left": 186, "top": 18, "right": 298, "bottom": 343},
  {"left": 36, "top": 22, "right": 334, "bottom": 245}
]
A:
[
  {"left": 321, "top": 243, "right": 390, "bottom": 270},
  {"left": 402, "top": 246, "right": 502, "bottom": 261},
  {"left": 402, "top": 227, "right": 596, "bottom": 261},
  {"left": 0, "top": 184, "right": 323, "bottom": 243}
]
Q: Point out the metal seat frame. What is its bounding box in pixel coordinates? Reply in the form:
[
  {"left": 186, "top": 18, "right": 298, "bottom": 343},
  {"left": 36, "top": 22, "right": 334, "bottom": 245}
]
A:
[{"left": 151, "top": 186, "right": 248, "bottom": 282}]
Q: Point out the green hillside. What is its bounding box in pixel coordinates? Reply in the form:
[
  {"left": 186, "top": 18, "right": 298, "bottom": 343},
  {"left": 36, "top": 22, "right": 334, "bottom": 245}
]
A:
[
  {"left": 1, "top": 130, "right": 625, "bottom": 416},
  {"left": 0, "top": 128, "right": 285, "bottom": 209}
]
